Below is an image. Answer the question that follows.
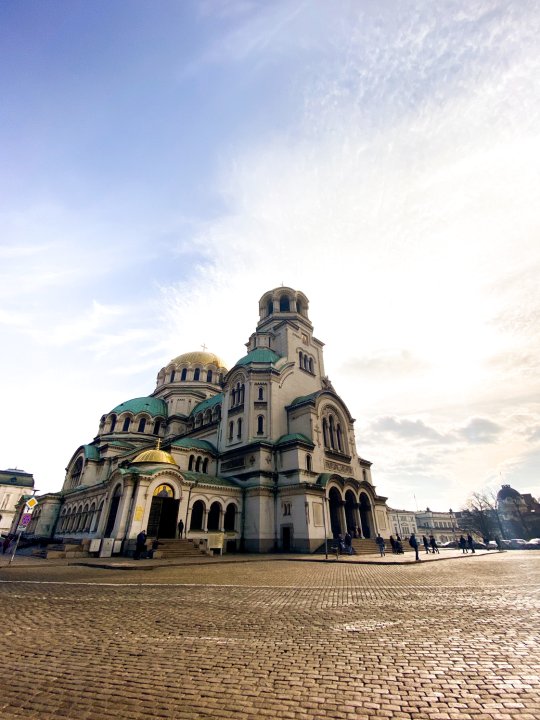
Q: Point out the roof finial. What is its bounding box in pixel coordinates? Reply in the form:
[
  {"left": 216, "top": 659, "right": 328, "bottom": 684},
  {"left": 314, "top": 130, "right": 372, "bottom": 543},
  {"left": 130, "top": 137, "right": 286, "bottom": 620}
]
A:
[
  {"left": 201, "top": 343, "right": 208, "bottom": 352},
  {"left": 156, "top": 438, "right": 161, "bottom": 450}
]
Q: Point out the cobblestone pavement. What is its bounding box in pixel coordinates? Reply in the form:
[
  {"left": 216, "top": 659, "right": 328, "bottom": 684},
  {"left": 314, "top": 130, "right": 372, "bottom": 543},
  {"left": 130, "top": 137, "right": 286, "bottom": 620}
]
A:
[{"left": 1, "top": 552, "right": 539, "bottom": 720}]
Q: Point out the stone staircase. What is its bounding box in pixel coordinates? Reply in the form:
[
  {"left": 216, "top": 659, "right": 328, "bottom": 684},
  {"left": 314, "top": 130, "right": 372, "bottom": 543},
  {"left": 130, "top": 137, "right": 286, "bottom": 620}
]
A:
[{"left": 152, "top": 538, "right": 207, "bottom": 559}]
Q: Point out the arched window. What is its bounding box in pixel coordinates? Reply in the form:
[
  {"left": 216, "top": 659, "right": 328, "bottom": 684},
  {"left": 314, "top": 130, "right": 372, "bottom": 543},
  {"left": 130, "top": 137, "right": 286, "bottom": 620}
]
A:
[
  {"left": 109, "top": 414, "right": 117, "bottom": 432},
  {"left": 258, "top": 387, "right": 264, "bottom": 400},
  {"left": 237, "top": 418, "right": 242, "bottom": 438},
  {"left": 195, "top": 456, "right": 201, "bottom": 472},
  {"left": 229, "top": 421, "right": 234, "bottom": 440},
  {"left": 231, "top": 388, "right": 236, "bottom": 406},
  {"left": 122, "top": 417, "right": 131, "bottom": 432},
  {"left": 308, "top": 357, "right": 314, "bottom": 373},
  {"left": 240, "top": 384, "right": 245, "bottom": 404},
  {"left": 279, "top": 295, "right": 290, "bottom": 312},
  {"left": 202, "top": 457, "right": 209, "bottom": 474},
  {"left": 138, "top": 418, "right": 146, "bottom": 433},
  {"left": 306, "top": 454, "right": 312, "bottom": 472},
  {"left": 190, "top": 500, "right": 205, "bottom": 530},
  {"left": 181, "top": 368, "right": 187, "bottom": 381},
  {"left": 329, "top": 415, "right": 335, "bottom": 449},
  {"left": 189, "top": 455, "right": 194, "bottom": 471},
  {"left": 299, "top": 351, "right": 303, "bottom": 368},
  {"left": 153, "top": 419, "right": 161, "bottom": 435},
  {"left": 170, "top": 369, "right": 176, "bottom": 382},
  {"left": 208, "top": 502, "right": 221, "bottom": 531},
  {"left": 71, "top": 458, "right": 83, "bottom": 488},
  {"left": 267, "top": 299, "right": 273, "bottom": 316},
  {"left": 92, "top": 501, "right": 103, "bottom": 532},
  {"left": 323, "top": 418, "right": 328, "bottom": 447},
  {"left": 194, "top": 368, "right": 200, "bottom": 381},
  {"left": 207, "top": 370, "right": 213, "bottom": 382},
  {"left": 224, "top": 503, "right": 236, "bottom": 531},
  {"left": 88, "top": 503, "right": 96, "bottom": 532},
  {"left": 336, "top": 424, "right": 343, "bottom": 452},
  {"left": 257, "top": 415, "right": 264, "bottom": 435}
]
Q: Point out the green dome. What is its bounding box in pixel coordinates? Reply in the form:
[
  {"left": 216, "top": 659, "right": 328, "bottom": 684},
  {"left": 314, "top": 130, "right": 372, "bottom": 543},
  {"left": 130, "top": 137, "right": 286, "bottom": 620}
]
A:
[
  {"left": 110, "top": 396, "right": 167, "bottom": 417},
  {"left": 234, "top": 348, "right": 281, "bottom": 367}
]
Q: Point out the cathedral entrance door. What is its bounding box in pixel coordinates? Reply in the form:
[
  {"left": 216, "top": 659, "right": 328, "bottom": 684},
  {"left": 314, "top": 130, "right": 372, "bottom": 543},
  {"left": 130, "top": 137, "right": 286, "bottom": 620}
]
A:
[
  {"left": 328, "top": 487, "right": 342, "bottom": 537},
  {"left": 147, "top": 484, "right": 179, "bottom": 538}
]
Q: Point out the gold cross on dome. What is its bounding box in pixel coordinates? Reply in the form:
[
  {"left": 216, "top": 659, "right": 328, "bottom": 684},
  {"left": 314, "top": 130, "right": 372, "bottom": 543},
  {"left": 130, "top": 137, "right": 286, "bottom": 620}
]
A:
[{"left": 201, "top": 343, "right": 208, "bottom": 352}]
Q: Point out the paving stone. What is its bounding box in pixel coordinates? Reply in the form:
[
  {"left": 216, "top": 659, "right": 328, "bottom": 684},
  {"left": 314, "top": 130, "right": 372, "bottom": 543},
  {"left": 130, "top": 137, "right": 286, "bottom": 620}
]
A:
[{"left": 0, "top": 552, "right": 539, "bottom": 720}]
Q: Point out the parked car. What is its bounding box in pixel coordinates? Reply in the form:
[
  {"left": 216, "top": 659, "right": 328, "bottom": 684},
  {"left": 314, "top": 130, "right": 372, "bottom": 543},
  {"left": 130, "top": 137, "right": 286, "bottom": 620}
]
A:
[
  {"left": 523, "top": 538, "right": 540, "bottom": 549},
  {"left": 508, "top": 538, "right": 527, "bottom": 549},
  {"left": 439, "top": 541, "right": 458, "bottom": 548}
]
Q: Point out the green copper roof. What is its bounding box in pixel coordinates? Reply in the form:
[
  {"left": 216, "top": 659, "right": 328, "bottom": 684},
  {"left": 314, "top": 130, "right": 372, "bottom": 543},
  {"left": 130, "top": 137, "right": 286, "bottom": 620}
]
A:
[
  {"left": 181, "top": 471, "right": 240, "bottom": 488},
  {"left": 83, "top": 444, "right": 100, "bottom": 461},
  {"left": 191, "top": 393, "right": 223, "bottom": 416},
  {"left": 275, "top": 433, "right": 314, "bottom": 447},
  {"left": 170, "top": 438, "right": 217, "bottom": 453},
  {"left": 234, "top": 348, "right": 282, "bottom": 367},
  {"left": 110, "top": 396, "right": 167, "bottom": 417},
  {"left": 290, "top": 391, "right": 320, "bottom": 407}
]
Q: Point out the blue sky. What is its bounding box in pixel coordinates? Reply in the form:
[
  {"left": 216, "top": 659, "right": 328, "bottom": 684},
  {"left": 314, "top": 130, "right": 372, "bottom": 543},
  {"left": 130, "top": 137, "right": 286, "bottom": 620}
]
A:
[{"left": 1, "top": 0, "right": 539, "bottom": 511}]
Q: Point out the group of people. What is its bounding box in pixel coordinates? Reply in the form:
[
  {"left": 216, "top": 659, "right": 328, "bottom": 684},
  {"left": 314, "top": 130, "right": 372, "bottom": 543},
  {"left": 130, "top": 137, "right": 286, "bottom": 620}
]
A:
[
  {"left": 459, "top": 534, "right": 476, "bottom": 553},
  {"left": 422, "top": 534, "right": 440, "bottom": 554}
]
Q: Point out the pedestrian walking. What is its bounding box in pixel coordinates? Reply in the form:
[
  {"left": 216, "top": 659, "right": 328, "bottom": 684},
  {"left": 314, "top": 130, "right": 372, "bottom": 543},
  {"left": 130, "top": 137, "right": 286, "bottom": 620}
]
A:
[
  {"left": 178, "top": 518, "right": 184, "bottom": 538},
  {"left": 495, "top": 536, "right": 502, "bottom": 551},
  {"left": 467, "top": 534, "right": 476, "bottom": 554},
  {"left": 344, "top": 531, "right": 353, "bottom": 555},
  {"left": 375, "top": 533, "right": 386, "bottom": 557},
  {"left": 409, "top": 533, "right": 421, "bottom": 561},
  {"left": 422, "top": 535, "right": 430, "bottom": 554},
  {"left": 389, "top": 535, "right": 396, "bottom": 554},
  {"left": 134, "top": 529, "right": 147, "bottom": 559},
  {"left": 459, "top": 535, "right": 468, "bottom": 553},
  {"left": 429, "top": 534, "right": 439, "bottom": 554}
]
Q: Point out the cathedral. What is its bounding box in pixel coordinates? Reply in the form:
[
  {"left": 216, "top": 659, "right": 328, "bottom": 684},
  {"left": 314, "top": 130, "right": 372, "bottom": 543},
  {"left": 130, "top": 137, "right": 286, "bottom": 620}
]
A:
[{"left": 28, "top": 287, "right": 389, "bottom": 555}]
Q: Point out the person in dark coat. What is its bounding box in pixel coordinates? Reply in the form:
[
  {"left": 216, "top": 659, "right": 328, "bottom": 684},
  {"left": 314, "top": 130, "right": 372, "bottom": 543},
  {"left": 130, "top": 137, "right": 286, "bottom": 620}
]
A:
[
  {"left": 344, "top": 532, "right": 352, "bottom": 555},
  {"left": 467, "top": 533, "right": 476, "bottom": 554},
  {"left": 134, "top": 530, "right": 147, "bottom": 559},
  {"left": 178, "top": 518, "right": 184, "bottom": 538},
  {"left": 409, "top": 533, "right": 421, "bottom": 561},
  {"left": 389, "top": 535, "right": 396, "bottom": 554},
  {"left": 459, "top": 535, "right": 468, "bottom": 553},
  {"left": 422, "top": 535, "right": 430, "bottom": 554},
  {"left": 375, "top": 534, "right": 386, "bottom": 557},
  {"left": 429, "top": 534, "right": 439, "bottom": 554}
]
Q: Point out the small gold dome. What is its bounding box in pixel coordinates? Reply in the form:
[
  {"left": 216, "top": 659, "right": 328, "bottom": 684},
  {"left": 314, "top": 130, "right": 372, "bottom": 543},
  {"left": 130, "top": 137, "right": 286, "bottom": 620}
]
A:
[
  {"left": 133, "top": 439, "right": 176, "bottom": 465},
  {"left": 170, "top": 351, "right": 227, "bottom": 369}
]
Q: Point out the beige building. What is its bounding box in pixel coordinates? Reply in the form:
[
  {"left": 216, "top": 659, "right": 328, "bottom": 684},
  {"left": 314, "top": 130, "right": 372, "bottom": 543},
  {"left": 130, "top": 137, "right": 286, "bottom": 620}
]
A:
[
  {"left": 387, "top": 508, "right": 418, "bottom": 539},
  {"left": 0, "top": 469, "right": 35, "bottom": 535},
  {"left": 415, "top": 508, "right": 458, "bottom": 544},
  {"left": 28, "top": 287, "right": 389, "bottom": 555}
]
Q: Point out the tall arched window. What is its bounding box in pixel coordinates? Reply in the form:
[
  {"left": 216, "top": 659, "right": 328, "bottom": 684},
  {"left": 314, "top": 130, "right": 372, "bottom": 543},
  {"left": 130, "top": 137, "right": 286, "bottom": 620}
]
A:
[
  {"left": 299, "top": 351, "right": 303, "bottom": 368},
  {"left": 170, "top": 369, "right": 176, "bottom": 382},
  {"left": 122, "top": 417, "right": 131, "bottom": 432},
  {"left": 280, "top": 295, "right": 290, "bottom": 311},
  {"left": 308, "top": 357, "right": 314, "bottom": 373},
  {"left": 257, "top": 415, "right": 264, "bottom": 435},
  {"left": 322, "top": 418, "right": 328, "bottom": 447},
  {"left": 207, "top": 370, "right": 213, "bottom": 382},
  {"left": 202, "top": 457, "right": 209, "bottom": 474},
  {"left": 258, "top": 387, "right": 264, "bottom": 400},
  {"left": 224, "top": 503, "right": 236, "bottom": 531},
  {"left": 329, "top": 415, "right": 335, "bottom": 449},
  {"left": 237, "top": 418, "right": 242, "bottom": 438},
  {"left": 306, "top": 454, "right": 312, "bottom": 472},
  {"left": 190, "top": 500, "right": 205, "bottom": 531},
  {"left": 138, "top": 418, "right": 146, "bottom": 433},
  {"left": 189, "top": 455, "right": 194, "bottom": 471},
  {"left": 181, "top": 368, "right": 187, "bottom": 381},
  {"left": 336, "top": 424, "right": 343, "bottom": 452},
  {"left": 267, "top": 299, "right": 273, "bottom": 316},
  {"left": 109, "top": 414, "right": 117, "bottom": 432},
  {"left": 229, "top": 421, "right": 234, "bottom": 440},
  {"left": 194, "top": 368, "right": 200, "bottom": 381},
  {"left": 71, "top": 458, "right": 83, "bottom": 488},
  {"left": 195, "top": 456, "right": 201, "bottom": 472},
  {"left": 153, "top": 419, "right": 161, "bottom": 435}
]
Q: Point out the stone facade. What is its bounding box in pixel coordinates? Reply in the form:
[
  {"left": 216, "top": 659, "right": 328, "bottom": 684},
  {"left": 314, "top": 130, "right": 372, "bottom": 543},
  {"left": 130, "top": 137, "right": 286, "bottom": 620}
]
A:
[
  {"left": 29, "top": 287, "right": 388, "bottom": 555},
  {"left": 0, "top": 469, "right": 35, "bottom": 535}
]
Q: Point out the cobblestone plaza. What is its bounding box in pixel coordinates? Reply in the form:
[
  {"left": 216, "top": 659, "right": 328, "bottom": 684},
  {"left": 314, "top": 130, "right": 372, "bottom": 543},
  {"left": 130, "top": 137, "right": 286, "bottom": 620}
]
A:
[{"left": 1, "top": 552, "right": 539, "bottom": 720}]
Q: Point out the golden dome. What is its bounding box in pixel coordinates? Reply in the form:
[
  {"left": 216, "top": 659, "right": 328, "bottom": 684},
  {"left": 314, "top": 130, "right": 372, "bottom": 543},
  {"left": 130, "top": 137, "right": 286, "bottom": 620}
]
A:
[
  {"left": 170, "top": 351, "right": 228, "bottom": 369},
  {"left": 133, "top": 439, "right": 176, "bottom": 466}
]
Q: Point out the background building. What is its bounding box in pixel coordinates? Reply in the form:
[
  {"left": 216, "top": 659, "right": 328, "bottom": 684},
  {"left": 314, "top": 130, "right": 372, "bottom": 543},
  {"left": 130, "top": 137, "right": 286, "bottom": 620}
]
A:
[{"left": 0, "top": 469, "right": 35, "bottom": 535}]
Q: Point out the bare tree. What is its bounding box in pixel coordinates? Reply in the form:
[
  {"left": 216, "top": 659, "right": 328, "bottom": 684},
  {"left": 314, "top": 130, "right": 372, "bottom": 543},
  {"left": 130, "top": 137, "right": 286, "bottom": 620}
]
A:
[{"left": 460, "top": 489, "right": 504, "bottom": 539}]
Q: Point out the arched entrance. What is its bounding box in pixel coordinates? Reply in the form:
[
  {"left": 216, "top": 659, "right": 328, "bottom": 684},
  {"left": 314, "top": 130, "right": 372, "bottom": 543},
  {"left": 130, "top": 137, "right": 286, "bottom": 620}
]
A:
[
  {"left": 207, "top": 501, "right": 221, "bottom": 531},
  {"left": 328, "top": 487, "right": 343, "bottom": 537},
  {"left": 147, "top": 484, "right": 179, "bottom": 538},
  {"left": 190, "top": 499, "right": 205, "bottom": 530},
  {"left": 344, "top": 490, "right": 357, "bottom": 534},
  {"left": 104, "top": 485, "right": 121, "bottom": 537},
  {"left": 359, "top": 493, "right": 373, "bottom": 539}
]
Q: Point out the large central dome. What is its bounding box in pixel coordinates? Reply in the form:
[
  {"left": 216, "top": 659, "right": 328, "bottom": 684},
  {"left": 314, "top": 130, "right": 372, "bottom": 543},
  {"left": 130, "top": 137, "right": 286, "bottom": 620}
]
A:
[{"left": 170, "top": 351, "right": 227, "bottom": 369}]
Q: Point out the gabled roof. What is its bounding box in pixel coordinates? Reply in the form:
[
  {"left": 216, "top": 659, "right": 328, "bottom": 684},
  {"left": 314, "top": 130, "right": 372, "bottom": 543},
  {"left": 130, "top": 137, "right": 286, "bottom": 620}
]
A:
[
  {"left": 180, "top": 471, "right": 240, "bottom": 488},
  {"left": 191, "top": 393, "right": 223, "bottom": 416},
  {"left": 275, "top": 433, "right": 314, "bottom": 448},
  {"left": 110, "top": 396, "right": 167, "bottom": 417},
  {"left": 170, "top": 438, "right": 217, "bottom": 454},
  {"left": 234, "top": 348, "right": 282, "bottom": 367}
]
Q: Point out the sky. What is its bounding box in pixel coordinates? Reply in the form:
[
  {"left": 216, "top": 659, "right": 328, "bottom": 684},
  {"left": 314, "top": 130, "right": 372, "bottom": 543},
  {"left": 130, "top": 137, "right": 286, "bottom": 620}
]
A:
[{"left": 1, "top": 0, "right": 539, "bottom": 512}]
